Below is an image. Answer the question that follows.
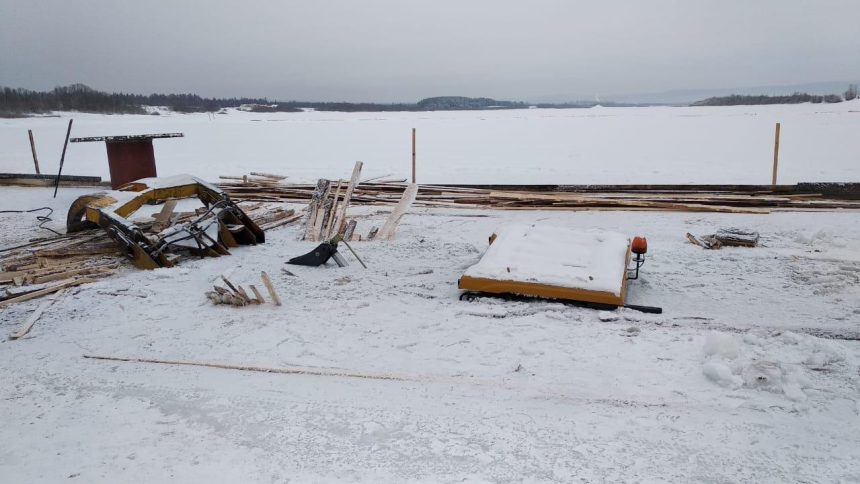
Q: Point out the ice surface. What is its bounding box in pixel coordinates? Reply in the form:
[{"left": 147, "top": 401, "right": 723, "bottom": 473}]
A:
[{"left": 2, "top": 101, "right": 860, "bottom": 184}]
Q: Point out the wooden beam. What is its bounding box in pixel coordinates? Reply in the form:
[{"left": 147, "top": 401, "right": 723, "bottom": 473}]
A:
[
  {"left": 772, "top": 122, "right": 781, "bottom": 186},
  {"left": 260, "top": 271, "right": 281, "bottom": 306},
  {"left": 249, "top": 284, "right": 265, "bottom": 304},
  {"left": 82, "top": 354, "right": 408, "bottom": 381},
  {"left": 0, "top": 278, "right": 93, "bottom": 309},
  {"left": 377, "top": 183, "right": 418, "bottom": 240},
  {"left": 331, "top": 161, "right": 363, "bottom": 237},
  {"left": 28, "top": 130, "right": 40, "bottom": 174},
  {"left": 411, "top": 128, "right": 416, "bottom": 183},
  {"left": 323, "top": 179, "right": 344, "bottom": 239},
  {"left": 9, "top": 288, "right": 65, "bottom": 340},
  {"left": 152, "top": 199, "right": 177, "bottom": 231},
  {"left": 303, "top": 178, "right": 330, "bottom": 240}
]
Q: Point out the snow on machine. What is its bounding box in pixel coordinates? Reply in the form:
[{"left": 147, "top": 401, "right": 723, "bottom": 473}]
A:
[
  {"left": 458, "top": 224, "right": 660, "bottom": 313},
  {"left": 66, "top": 175, "right": 264, "bottom": 269}
]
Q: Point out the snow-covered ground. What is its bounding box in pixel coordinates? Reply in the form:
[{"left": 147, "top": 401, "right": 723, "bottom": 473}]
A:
[
  {"left": 2, "top": 101, "right": 860, "bottom": 184},
  {"left": 1, "top": 184, "right": 859, "bottom": 482}
]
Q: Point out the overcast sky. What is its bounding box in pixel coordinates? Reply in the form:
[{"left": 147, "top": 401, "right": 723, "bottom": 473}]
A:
[{"left": 1, "top": 0, "right": 859, "bottom": 102}]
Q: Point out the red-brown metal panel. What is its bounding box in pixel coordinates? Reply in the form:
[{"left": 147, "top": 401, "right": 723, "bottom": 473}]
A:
[{"left": 105, "top": 140, "right": 158, "bottom": 189}]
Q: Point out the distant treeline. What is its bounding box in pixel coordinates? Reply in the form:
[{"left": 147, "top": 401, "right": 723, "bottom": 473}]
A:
[
  {"left": 0, "top": 84, "right": 281, "bottom": 117},
  {"left": 692, "top": 91, "right": 847, "bottom": 106},
  {"left": 0, "top": 85, "right": 535, "bottom": 116},
  {"left": 4, "top": 83, "right": 856, "bottom": 116},
  {"left": 1, "top": 84, "right": 608, "bottom": 116}
]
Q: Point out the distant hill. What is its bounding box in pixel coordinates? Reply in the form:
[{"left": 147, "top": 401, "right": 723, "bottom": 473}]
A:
[{"left": 416, "top": 96, "right": 526, "bottom": 110}]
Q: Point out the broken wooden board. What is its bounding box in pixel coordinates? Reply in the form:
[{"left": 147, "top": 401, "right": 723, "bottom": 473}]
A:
[
  {"left": 377, "top": 183, "right": 418, "bottom": 240},
  {"left": 260, "top": 271, "right": 281, "bottom": 306},
  {"left": 9, "top": 288, "right": 65, "bottom": 340}
]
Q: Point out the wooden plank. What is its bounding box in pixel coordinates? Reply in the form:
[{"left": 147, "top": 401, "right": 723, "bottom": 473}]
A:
[
  {"left": 28, "top": 130, "right": 40, "bottom": 174},
  {"left": 249, "top": 284, "right": 266, "bottom": 304},
  {"left": 82, "top": 354, "right": 409, "bottom": 382},
  {"left": 152, "top": 199, "right": 177, "bottom": 231},
  {"left": 772, "top": 122, "right": 781, "bottom": 186},
  {"left": 323, "top": 179, "right": 344, "bottom": 239},
  {"left": 0, "top": 278, "right": 94, "bottom": 309},
  {"left": 9, "top": 289, "right": 65, "bottom": 340},
  {"left": 260, "top": 271, "right": 281, "bottom": 306},
  {"left": 260, "top": 212, "right": 304, "bottom": 231},
  {"left": 31, "top": 265, "right": 117, "bottom": 284},
  {"left": 303, "top": 179, "right": 330, "bottom": 240},
  {"left": 316, "top": 198, "right": 333, "bottom": 241},
  {"left": 377, "top": 183, "right": 418, "bottom": 240},
  {"left": 249, "top": 172, "right": 287, "bottom": 180},
  {"left": 330, "top": 161, "right": 363, "bottom": 238},
  {"left": 342, "top": 219, "right": 357, "bottom": 241},
  {"left": 236, "top": 286, "right": 254, "bottom": 304}
]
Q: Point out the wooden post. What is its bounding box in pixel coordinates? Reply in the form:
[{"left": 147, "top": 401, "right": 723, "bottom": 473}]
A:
[
  {"left": 411, "top": 128, "right": 416, "bottom": 183},
  {"left": 28, "top": 130, "right": 41, "bottom": 174},
  {"left": 53, "top": 118, "right": 73, "bottom": 198},
  {"left": 771, "top": 122, "right": 781, "bottom": 187}
]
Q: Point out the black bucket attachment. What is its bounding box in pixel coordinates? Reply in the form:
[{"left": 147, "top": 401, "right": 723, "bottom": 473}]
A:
[{"left": 288, "top": 242, "right": 338, "bottom": 266}]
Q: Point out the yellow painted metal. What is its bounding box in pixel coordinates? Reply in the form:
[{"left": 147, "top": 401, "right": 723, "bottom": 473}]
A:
[
  {"left": 459, "top": 234, "right": 632, "bottom": 307},
  {"left": 112, "top": 183, "right": 207, "bottom": 218},
  {"left": 65, "top": 176, "right": 264, "bottom": 270}
]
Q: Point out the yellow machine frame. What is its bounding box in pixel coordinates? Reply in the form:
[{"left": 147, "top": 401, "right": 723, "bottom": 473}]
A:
[
  {"left": 67, "top": 175, "right": 264, "bottom": 269},
  {"left": 458, "top": 232, "right": 632, "bottom": 307}
]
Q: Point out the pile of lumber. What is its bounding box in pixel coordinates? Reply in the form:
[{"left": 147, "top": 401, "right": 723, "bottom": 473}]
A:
[
  {"left": 301, "top": 162, "right": 364, "bottom": 241},
  {"left": 0, "top": 202, "right": 300, "bottom": 310},
  {"left": 205, "top": 272, "right": 281, "bottom": 307},
  {"left": 687, "top": 228, "right": 760, "bottom": 250},
  {"left": 219, "top": 180, "right": 860, "bottom": 213}
]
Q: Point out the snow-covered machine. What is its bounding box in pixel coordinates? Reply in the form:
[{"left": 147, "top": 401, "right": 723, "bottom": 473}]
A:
[
  {"left": 458, "top": 224, "right": 660, "bottom": 313},
  {"left": 66, "top": 175, "right": 264, "bottom": 269}
]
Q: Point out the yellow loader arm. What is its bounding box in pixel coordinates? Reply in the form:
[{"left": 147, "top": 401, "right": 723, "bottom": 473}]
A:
[{"left": 67, "top": 175, "right": 264, "bottom": 269}]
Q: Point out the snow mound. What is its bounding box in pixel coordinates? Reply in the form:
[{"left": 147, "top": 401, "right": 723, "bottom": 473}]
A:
[
  {"left": 703, "top": 331, "right": 739, "bottom": 359},
  {"left": 598, "top": 311, "right": 619, "bottom": 322},
  {"left": 703, "top": 359, "right": 743, "bottom": 388},
  {"left": 698, "top": 330, "right": 844, "bottom": 402}
]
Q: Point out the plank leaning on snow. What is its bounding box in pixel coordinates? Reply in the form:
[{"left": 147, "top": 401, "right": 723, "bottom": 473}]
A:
[
  {"left": 260, "top": 271, "right": 281, "bottom": 306},
  {"left": 377, "top": 183, "right": 418, "bottom": 240},
  {"left": 249, "top": 284, "right": 266, "bottom": 304},
  {"left": 9, "top": 288, "right": 65, "bottom": 340}
]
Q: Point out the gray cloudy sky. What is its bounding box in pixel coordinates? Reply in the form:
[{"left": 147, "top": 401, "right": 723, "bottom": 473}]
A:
[{"left": 2, "top": 0, "right": 859, "bottom": 102}]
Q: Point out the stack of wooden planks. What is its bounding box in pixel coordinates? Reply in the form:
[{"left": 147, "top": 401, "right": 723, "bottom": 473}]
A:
[
  {"left": 218, "top": 180, "right": 860, "bottom": 213},
  {"left": 0, "top": 202, "right": 301, "bottom": 311},
  {"left": 301, "top": 162, "right": 364, "bottom": 241}
]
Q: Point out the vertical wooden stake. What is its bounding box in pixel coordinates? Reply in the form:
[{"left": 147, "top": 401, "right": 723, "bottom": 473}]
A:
[
  {"left": 771, "top": 122, "right": 781, "bottom": 187},
  {"left": 28, "top": 129, "right": 41, "bottom": 174},
  {"left": 411, "top": 128, "right": 416, "bottom": 184},
  {"left": 53, "top": 118, "right": 73, "bottom": 198}
]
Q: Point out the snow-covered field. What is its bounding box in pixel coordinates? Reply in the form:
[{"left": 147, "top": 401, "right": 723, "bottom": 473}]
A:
[
  {"left": 1, "top": 101, "right": 860, "bottom": 184},
  {"left": 1, "top": 104, "right": 859, "bottom": 482}
]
